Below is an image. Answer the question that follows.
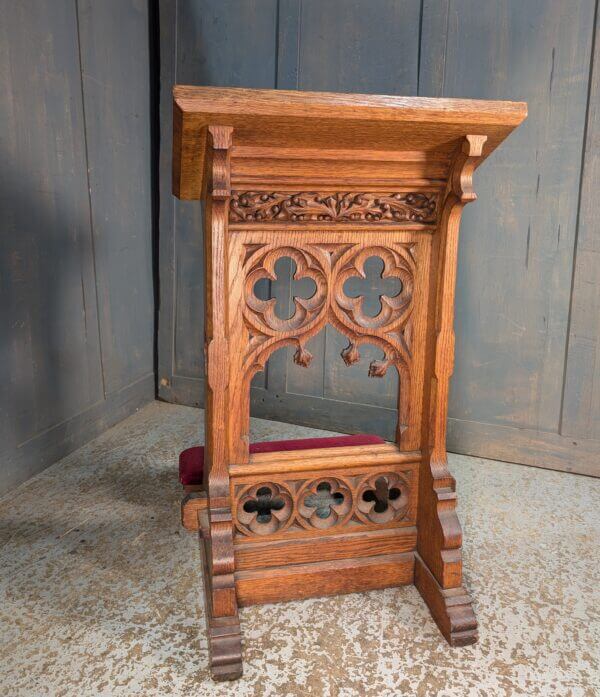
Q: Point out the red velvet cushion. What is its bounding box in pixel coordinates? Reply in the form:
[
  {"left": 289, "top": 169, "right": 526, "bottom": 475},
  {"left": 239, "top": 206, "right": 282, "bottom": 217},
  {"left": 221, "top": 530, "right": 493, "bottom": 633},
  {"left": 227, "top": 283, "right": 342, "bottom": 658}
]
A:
[{"left": 178, "top": 433, "right": 385, "bottom": 486}]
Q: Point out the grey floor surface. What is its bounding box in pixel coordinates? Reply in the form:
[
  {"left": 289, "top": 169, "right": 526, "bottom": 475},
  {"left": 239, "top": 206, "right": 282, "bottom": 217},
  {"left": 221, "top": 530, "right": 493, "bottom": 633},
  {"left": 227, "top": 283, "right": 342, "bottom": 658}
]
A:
[{"left": 1, "top": 401, "right": 599, "bottom": 696}]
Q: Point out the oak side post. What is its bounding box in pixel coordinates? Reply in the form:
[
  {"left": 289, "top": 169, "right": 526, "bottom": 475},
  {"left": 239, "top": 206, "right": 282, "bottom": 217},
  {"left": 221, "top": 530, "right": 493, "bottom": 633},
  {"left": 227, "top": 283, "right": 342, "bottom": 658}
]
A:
[
  {"left": 415, "top": 135, "right": 487, "bottom": 646},
  {"left": 201, "top": 124, "right": 243, "bottom": 680}
]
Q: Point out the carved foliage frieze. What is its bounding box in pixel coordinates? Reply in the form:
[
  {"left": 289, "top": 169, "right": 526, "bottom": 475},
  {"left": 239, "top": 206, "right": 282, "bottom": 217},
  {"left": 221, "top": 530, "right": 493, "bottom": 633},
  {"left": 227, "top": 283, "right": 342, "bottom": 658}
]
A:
[
  {"left": 233, "top": 470, "right": 413, "bottom": 538},
  {"left": 230, "top": 191, "right": 438, "bottom": 224}
]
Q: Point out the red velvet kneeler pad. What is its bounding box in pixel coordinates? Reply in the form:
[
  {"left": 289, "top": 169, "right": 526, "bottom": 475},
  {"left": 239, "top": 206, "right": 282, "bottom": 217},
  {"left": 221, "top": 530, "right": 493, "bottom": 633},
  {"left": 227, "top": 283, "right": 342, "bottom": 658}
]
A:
[{"left": 179, "top": 434, "right": 385, "bottom": 486}]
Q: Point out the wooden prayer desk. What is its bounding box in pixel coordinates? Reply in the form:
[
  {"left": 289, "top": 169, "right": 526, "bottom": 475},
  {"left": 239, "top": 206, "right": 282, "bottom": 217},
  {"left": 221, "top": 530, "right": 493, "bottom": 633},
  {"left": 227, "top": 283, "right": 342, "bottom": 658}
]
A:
[{"left": 172, "top": 86, "right": 527, "bottom": 680}]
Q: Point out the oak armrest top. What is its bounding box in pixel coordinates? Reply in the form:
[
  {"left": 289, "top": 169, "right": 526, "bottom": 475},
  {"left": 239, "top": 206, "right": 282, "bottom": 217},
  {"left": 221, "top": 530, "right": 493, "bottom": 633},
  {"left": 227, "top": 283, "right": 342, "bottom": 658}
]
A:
[
  {"left": 174, "top": 86, "right": 526, "bottom": 126},
  {"left": 172, "top": 86, "right": 527, "bottom": 200}
]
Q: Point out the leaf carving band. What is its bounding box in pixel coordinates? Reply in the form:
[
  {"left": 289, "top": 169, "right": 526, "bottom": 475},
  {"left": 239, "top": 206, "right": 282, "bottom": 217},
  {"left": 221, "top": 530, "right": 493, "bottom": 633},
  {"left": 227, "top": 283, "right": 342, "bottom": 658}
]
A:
[{"left": 230, "top": 191, "right": 438, "bottom": 224}]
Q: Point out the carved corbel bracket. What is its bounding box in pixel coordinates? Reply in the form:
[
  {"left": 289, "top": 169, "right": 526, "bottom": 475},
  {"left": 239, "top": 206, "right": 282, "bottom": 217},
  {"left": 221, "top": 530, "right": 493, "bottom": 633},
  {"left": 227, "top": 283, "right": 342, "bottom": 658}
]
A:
[
  {"left": 207, "top": 125, "right": 233, "bottom": 199},
  {"left": 450, "top": 134, "right": 487, "bottom": 203}
]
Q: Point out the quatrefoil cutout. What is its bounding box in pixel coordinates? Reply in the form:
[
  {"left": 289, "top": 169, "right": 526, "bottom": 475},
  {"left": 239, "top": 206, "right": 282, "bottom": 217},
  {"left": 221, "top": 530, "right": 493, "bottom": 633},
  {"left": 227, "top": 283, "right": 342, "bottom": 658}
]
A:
[
  {"left": 298, "top": 478, "right": 352, "bottom": 529},
  {"left": 244, "top": 248, "right": 328, "bottom": 335},
  {"left": 342, "top": 256, "right": 402, "bottom": 318},
  {"left": 333, "top": 246, "right": 414, "bottom": 332},
  {"left": 357, "top": 472, "right": 410, "bottom": 524},
  {"left": 252, "top": 257, "right": 317, "bottom": 321},
  {"left": 237, "top": 482, "right": 293, "bottom": 535}
]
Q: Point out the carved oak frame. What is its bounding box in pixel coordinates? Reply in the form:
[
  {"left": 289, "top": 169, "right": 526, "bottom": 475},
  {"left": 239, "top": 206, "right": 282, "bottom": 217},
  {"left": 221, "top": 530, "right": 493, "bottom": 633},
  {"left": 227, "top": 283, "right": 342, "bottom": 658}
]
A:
[
  {"left": 173, "top": 88, "right": 526, "bottom": 681},
  {"left": 196, "top": 128, "right": 487, "bottom": 679}
]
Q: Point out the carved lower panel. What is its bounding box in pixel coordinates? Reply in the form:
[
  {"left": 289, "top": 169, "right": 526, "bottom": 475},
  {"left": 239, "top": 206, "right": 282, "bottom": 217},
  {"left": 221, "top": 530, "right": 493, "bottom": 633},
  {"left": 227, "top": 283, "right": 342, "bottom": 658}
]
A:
[
  {"left": 235, "top": 553, "right": 415, "bottom": 607},
  {"left": 230, "top": 191, "right": 439, "bottom": 223},
  {"left": 232, "top": 467, "right": 416, "bottom": 539}
]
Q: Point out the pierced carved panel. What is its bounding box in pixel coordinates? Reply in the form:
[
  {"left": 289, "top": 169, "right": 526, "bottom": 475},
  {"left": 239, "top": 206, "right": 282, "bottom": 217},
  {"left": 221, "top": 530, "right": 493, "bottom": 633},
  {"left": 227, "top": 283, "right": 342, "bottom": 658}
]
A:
[
  {"left": 233, "top": 469, "right": 414, "bottom": 538},
  {"left": 242, "top": 241, "right": 417, "bottom": 382},
  {"left": 230, "top": 192, "right": 439, "bottom": 224},
  {"left": 244, "top": 246, "right": 328, "bottom": 336}
]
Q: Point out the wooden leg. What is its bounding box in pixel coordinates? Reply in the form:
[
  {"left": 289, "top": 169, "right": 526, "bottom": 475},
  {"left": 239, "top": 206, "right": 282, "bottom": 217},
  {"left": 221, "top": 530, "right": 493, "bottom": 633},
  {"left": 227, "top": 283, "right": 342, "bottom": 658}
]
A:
[
  {"left": 414, "top": 553, "right": 477, "bottom": 646},
  {"left": 411, "top": 135, "right": 486, "bottom": 646},
  {"left": 199, "top": 508, "right": 243, "bottom": 680},
  {"left": 417, "top": 458, "right": 464, "bottom": 587},
  {"left": 415, "top": 455, "right": 478, "bottom": 646},
  {"left": 194, "top": 124, "right": 243, "bottom": 680}
]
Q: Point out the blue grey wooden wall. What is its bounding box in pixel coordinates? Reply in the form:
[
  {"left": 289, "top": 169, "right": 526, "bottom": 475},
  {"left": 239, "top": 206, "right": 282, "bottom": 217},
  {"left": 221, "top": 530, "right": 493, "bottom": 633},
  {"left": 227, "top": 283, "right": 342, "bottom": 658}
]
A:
[
  {"left": 1, "top": 0, "right": 155, "bottom": 494},
  {"left": 158, "top": 0, "right": 600, "bottom": 476}
]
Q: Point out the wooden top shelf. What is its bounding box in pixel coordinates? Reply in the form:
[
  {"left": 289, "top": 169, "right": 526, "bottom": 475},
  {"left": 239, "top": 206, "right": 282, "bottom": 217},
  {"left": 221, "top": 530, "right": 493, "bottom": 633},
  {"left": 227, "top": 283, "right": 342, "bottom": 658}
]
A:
[{"left": 173, "top": 86, "right": 527, "bottom": 200}]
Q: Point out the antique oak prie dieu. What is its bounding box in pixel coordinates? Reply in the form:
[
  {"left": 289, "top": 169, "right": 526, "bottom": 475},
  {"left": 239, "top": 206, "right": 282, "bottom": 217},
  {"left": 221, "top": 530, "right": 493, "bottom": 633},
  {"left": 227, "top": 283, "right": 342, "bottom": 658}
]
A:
[{"left": 173, "top": 87, "right": 527, "bottom": 680}]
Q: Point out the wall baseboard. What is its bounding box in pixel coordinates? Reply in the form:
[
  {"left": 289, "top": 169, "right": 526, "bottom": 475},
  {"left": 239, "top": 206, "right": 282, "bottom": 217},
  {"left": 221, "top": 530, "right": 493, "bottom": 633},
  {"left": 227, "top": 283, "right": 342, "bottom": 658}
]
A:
[
  {"left": 447, "top": 418, "right": 599, "bottom": 478},
  {"left": 160, "top": 374, "right": 599, "bottom": 478},
  {"left": 1, "top": 373, "right": 155, "bottom": 496}
]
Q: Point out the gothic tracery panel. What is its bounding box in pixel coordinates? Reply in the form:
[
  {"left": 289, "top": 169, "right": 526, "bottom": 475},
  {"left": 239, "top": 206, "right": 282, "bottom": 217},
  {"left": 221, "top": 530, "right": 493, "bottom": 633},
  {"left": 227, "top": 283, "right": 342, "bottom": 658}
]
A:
[
  {"left": 232, "top": 468, "right": 414, "bottom": 539},
  {"left": 241, "top": 240, "right": 417, "bottom": 381}
]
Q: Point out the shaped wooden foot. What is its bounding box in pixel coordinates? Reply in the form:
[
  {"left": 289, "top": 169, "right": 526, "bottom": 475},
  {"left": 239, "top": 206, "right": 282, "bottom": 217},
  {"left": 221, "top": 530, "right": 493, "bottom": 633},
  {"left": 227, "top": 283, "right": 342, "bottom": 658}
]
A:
[
  {"left": 206, "top": 615, "right": 243, "bottom": 681},
  {"left": 414, "top": 553, "right": 477, "bottom": 646},
  {"left": 199, "top": 510, "right": 243, "bottom": 680}
]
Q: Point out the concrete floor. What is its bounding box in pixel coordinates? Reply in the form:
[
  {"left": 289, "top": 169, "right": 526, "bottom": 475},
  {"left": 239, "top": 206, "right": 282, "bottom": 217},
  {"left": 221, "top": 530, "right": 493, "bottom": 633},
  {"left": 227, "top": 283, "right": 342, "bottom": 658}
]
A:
[{"left": 1, "top": 401, "right": 599, "bottom": 696}]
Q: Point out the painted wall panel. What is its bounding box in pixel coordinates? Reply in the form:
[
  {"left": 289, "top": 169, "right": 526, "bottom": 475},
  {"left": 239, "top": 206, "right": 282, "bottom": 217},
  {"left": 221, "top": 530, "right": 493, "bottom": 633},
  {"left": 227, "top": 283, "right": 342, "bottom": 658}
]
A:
[
  {"left": 562, "top": 4, "right": 600, "bottom": 442},
  {"left": 436, "top": 1, "right": 595, "bottom": 434},
  {"left": 77, "top": 0, "right": 155, "bottom": 395},
  {"left": 0, "top": 0, "right": 155, "bottom": 494},
  {"left": 161, "top": 0, "right": 279, "bottom": 397}
]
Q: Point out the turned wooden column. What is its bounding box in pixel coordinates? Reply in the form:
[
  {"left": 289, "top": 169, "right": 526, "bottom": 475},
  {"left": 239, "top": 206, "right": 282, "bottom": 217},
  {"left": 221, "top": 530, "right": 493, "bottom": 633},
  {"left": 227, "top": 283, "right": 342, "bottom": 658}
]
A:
[{"left": 173, "top": 86, "right": 527, "bottom": 680}]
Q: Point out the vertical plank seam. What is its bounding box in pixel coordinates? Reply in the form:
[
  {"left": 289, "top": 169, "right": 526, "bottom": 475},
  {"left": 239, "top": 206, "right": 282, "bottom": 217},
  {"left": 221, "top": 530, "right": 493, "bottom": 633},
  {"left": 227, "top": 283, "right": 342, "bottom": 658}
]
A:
[
  {"left": 149, "top": 0, "right": 161, "bottom": 396},
  {"left": 74, "top": 0, "right": 107, "bottom": 399},
  {"left": 441, "top": 0, "right": 450, "bottom": 97},
  {"left": 296, "top": 0, "right": 303, "bottom": 90},
  {"left": 274, "top": 0, "right": 281, "bottom": 88},
  {"left": 290, "top": 0, "right": 302, "bottom": 395},
  {"left": 558, "top": 0, "right": 599, "bottom": 436},
  {"left": 417, "top": 0, "right": 424, "bottom": 95},
  {"left": 266, "top": 0, "right": 283, "bottom": 391},
  {"left": 269, "top": 0, "right": 302, "bottom": 395},
  {"left": 418, "top": 1, "right": 450, "bottom": 99},
  {"left": 170, "top": 0, "right": 179, "bottom": 380}
]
